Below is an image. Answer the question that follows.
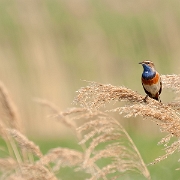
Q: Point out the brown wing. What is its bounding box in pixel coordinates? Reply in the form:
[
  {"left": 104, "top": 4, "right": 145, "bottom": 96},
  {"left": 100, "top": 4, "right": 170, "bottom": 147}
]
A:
[{"left": 158, "top": 78, "right": 162, "bottom": 95}]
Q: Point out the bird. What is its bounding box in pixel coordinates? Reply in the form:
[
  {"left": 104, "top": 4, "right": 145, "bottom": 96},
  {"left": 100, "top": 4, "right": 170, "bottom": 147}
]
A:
[{"left": 139, "top": 60, "right": 162, "bottom": 102}]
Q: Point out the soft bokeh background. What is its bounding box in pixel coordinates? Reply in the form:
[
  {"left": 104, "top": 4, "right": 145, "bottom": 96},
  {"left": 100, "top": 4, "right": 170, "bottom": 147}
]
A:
[{"left": 0, "top": 0, "right": 180, "bottom": 179}]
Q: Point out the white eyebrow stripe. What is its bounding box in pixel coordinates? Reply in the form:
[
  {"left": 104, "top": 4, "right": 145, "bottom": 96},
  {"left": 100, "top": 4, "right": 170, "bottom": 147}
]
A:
[{"left": 144, "top": 60, "right": 151, "bottom": 63}]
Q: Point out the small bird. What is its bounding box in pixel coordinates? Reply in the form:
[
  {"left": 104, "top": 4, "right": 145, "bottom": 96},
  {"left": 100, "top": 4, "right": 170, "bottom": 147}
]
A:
[{"left": 139, "top": 60, "right": 162, "bottom": 102}]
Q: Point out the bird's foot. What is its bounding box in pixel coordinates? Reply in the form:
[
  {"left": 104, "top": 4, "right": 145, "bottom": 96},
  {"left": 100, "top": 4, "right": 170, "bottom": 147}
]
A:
[{"left": 143, "top": 95, "right": 148, "bottom": 102}]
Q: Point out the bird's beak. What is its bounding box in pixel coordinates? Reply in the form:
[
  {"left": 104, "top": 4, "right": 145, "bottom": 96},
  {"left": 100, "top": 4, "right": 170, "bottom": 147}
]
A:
[{"left": 139, "top": 62, "right": 143, "bottom": 65}]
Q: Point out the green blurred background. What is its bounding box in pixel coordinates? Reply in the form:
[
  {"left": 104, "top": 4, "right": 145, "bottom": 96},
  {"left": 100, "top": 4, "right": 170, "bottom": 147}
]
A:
[{"left": 0, "top": 0, "right": 180, "bottom": 179}]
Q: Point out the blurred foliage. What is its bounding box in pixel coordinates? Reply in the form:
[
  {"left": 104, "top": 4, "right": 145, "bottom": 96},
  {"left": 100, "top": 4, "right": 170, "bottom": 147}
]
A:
[{"left": 0, "top": 0, "right": 179, "bottom": 137}]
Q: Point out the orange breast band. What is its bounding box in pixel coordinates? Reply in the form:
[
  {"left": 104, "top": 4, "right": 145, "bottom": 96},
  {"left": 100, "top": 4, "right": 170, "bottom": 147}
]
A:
[{"left": 142, "top": 73, "right": 160, "bottom": 85}]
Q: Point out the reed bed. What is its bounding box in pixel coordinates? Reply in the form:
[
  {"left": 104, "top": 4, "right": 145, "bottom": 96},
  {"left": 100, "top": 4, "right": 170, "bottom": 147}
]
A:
[{"left": 0, "top": 74, "right": 180, "bottom": 179}]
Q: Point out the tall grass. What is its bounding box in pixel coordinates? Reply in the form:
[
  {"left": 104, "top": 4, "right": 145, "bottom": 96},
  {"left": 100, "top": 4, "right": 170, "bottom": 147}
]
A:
[{"left": 0, "top": 74, "right": 180, "bottom": 179}]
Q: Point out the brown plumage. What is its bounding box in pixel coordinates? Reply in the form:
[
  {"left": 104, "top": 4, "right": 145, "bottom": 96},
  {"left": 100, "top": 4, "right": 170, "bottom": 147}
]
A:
[{"left": 139, "top": 60, "right": 162, "bottom": 101}]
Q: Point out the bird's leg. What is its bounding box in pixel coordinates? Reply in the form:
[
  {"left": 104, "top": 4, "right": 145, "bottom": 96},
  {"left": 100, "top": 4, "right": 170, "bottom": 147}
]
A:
[
  {"left": 143, "top": 95, "right": 148, "bottom": 102},
  {"left": 158, "top": 96, "right": 162, "bottom": 103}
]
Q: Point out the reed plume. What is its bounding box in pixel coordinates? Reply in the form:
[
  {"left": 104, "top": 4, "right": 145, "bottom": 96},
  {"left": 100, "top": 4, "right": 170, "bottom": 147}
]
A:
[
  {"left": 1, "top": 74, "right": 180, "bottom": 179},
  {"left": 0, "top": 82, "right": 21, "bottom": 131},
  {"left": 74, "top": 75, "right": 180, "bottom": 168},
  {"left": 38, "top": 100, "right": 150, "bottom": 179}
]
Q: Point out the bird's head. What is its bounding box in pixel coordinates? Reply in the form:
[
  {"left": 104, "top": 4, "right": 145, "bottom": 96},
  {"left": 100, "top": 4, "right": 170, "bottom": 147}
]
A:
[{"left": 139, "top": 60, "right": 156, "bottom": 72}]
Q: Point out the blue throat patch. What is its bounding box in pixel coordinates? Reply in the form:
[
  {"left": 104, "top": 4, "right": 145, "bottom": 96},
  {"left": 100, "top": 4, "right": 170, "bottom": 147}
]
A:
[{"left": 142, "top": 64, "right": 156, "bottom": 79}]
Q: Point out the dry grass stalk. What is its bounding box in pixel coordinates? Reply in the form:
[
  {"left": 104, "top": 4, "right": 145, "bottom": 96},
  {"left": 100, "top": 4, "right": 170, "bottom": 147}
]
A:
[
  {"left": 35, "top": 99, "right": 88, "bottom": 152},
  {"left": 0, "top": 82, "right": 21, "bottom": 131},
  {"left": 109, "top": 103, "right": 180, "bottom": 137},
  {"left": 74, "top": 77, "right": 180, "bottom": 170},
  {"left": 37, "top": 102, "right": 150, "bottom": 179},
  {"left": 76, "top": 111, "right": 150, "bottom": 180},
  {"left": 150, "top": 139, "right": 180, "bottom": 165},
  {"left": 1, "top": 75, "right": 180, "bottom": 179},
  {"left": 0, "top": 121, "right": 18, "bottom": 160},
  {"left": 161, "top": 74, "right": 180, "bottom": 93},
  {"left": 74, "top": 81, "right": 143, "bottom": 109},
  {"left": 158, "top": 134, "right": 173, "bottom": 146},
  {"left": 38, "top": 147, "right": 83, "bottom": 170},
  {"left": 0, "top": 121, "right": 7, "bottom": 139},
  {"left": 89, "top": 162, "right": 138, "bottom": 180},
  {"left": 7, "top": 129, "right": 42, "bottom": 158},
  {"left": 35, "top": 99, "right": 77, "bottom": 131},
  {"left": 0, "top": 158, "right": 17, "bottom": 171},
  {"left": 75, "top": 81, "right": 180, "bottom": 136},
  {"left": 20, "top": 164, "right": 58, "bottom": 180},
  {"left": 4, "top": 176, "right": 25, "bottom": 180},
  {"left": 7, "top": 164, "right": 58, "bottom": 180}
]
